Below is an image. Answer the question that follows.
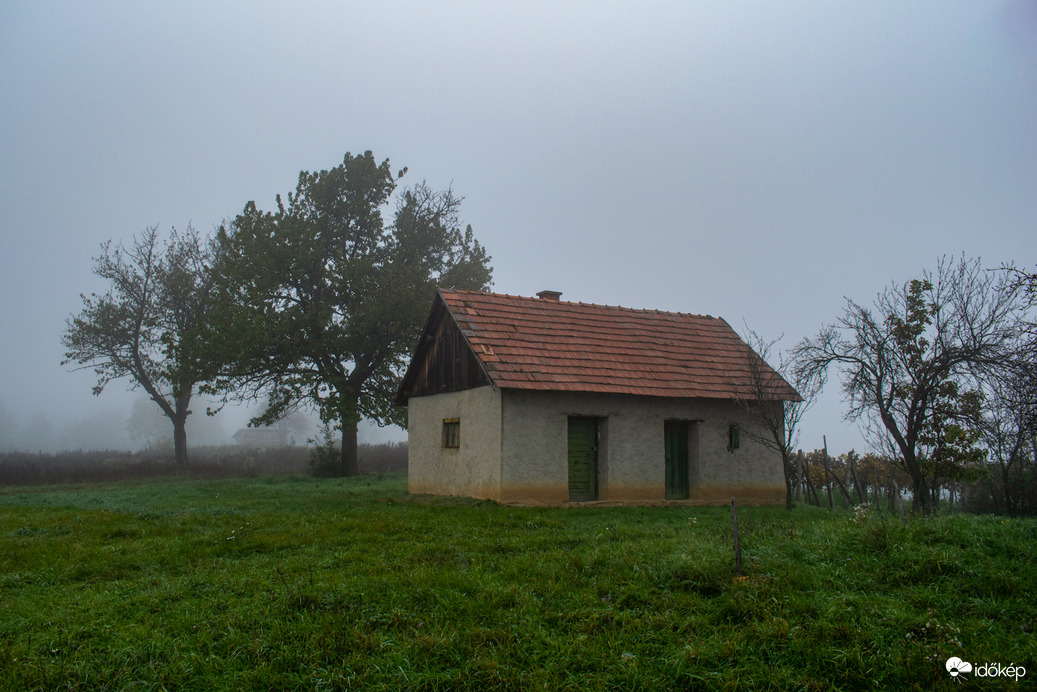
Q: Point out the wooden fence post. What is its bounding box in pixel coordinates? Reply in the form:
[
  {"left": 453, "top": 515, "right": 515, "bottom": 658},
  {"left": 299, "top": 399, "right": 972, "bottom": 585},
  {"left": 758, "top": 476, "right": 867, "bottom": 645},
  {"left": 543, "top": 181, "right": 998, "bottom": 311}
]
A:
[
  {"left": 822, "top": 435, "right": 854, "bottom": 508},
  {"left": 892, "top": 477, "right": 906, "bottom": 524},
  {"left": 801, "top": 450, "right": 820, "bottom": 506},
  {"left": 850, "top": 457, "right": 866, "bottom": 504},
  {"left": 822, "top": 445, "right": 834, "bottom": 510},
  {"left": 731, "top": 497, "right": 743, "bottom": 577},
  {"left": 794, "top": 452, "right": 802, "bottom": 504}
]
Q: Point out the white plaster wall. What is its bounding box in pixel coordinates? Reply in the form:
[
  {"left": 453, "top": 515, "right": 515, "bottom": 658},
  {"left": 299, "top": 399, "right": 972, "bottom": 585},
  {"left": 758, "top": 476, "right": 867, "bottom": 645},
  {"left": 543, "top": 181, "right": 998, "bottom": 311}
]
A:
[
  {"left": 499, "top": 390, "right": 785, "bottom": 505},
  {"left": 497, "top": 389, "right": 623, "bottom": 503},
  {"left": 688, "top": 400, "right": 786, "bottom": 502},
  {"left": 406, "top": 386, "right": 503, "bottom": 500}
]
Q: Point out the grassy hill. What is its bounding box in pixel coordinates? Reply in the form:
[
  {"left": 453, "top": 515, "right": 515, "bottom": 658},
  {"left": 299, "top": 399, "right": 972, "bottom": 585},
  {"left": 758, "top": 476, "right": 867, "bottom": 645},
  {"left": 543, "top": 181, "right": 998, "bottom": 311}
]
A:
[{"left": 1, "top": 473, "right": 1033, "bottom": 690}]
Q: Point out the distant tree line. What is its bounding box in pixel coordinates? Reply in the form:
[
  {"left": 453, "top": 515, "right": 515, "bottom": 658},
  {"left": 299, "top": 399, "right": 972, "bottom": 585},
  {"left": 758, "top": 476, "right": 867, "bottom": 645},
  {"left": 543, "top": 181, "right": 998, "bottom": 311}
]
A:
[
  {"left": 784, "top": 446, "right": 1036, "bottom": 517},
  {"left": 62, "top": 152, "right": 492, "bottom": 474},
  {"left": 0, "top": 442, "right": 408, "bottom": 486}
]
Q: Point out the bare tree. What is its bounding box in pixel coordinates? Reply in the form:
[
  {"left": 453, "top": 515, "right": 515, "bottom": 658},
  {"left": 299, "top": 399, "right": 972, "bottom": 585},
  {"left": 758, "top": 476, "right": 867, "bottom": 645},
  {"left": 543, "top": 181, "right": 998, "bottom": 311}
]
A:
[
  {"left": 973, "top": 266, "right": 1037, "bottom": 514},
  {"left": 794, "top": 256, "right": 1025, "bottom": 513},
  {"left": 62, "top": 225, "right": 221, "bottom": 465},
  {"left": 977, "top": 357, "right": 1037, "bottom": 515},
  {"left": 736, "top": 328, "right": 819, "bottom": 510}
]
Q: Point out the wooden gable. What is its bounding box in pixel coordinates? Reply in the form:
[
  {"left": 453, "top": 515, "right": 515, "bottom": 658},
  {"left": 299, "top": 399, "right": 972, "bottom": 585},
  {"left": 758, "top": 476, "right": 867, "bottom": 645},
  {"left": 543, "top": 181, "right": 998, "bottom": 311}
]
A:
[{"left": 396, "top": 294, "right": 491, "bottom": 402}]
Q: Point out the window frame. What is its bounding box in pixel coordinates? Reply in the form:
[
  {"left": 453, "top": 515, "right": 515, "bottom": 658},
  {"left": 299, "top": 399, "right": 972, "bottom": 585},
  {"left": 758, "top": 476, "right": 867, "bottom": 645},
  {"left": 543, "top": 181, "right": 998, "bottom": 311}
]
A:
[
  {"left": 728, "top": 424, "right": 741, "bottom": 452},
  {"left": 442, "top": 418, "right": 460, "bottom": 449}
]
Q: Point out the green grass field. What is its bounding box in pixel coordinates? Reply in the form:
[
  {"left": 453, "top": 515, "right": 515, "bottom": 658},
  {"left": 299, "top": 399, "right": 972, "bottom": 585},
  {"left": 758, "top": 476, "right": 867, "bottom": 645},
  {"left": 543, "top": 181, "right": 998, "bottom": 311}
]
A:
[{"left": 1, "top": 473, "right": 1033, "bottom": 690}]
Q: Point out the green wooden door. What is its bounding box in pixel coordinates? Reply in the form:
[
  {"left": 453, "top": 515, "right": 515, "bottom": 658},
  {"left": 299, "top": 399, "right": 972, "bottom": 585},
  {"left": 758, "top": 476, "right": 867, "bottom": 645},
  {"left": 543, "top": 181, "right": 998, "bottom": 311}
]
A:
[
  {"left": 568, "top": 417, "right": 598, "bottom": 502},
  {"left": 665, "top": 420, "right": 690, "bottom": 500}
]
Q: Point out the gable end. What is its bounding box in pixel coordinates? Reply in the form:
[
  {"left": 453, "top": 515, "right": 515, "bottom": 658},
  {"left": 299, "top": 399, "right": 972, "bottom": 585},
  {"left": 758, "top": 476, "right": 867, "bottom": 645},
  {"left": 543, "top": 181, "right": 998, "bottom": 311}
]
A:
[{"left": 396, "top": 295, "right": 491, "bottom": 403}]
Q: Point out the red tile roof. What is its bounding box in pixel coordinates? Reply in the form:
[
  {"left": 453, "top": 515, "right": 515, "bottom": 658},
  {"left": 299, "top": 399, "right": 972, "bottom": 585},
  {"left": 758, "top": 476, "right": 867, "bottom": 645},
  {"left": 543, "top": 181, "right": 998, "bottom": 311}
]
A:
[{"left": 437, "top": 290, "right": 800, "bottom": 401}]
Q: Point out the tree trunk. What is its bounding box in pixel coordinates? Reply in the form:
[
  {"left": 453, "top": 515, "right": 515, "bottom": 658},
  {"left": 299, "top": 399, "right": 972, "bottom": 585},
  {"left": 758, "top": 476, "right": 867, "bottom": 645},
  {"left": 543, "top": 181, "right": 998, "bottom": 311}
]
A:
[
  {"left": 145, "top": 382, "right": 191, "bottom": 466},
  {"left": 851, "top": 459, "right": 866, "bottom": 504},
  {"left": 784, "top": 469, "right": 794, "bottom": 511},
  {"left": 338, "top": 414, "right": 361, "bottom": 476},
  {"left": 895, "top": 442, "right": 933, "bottom": 514},
  {"left": 880, "top": 408, "right": 932, "bottom": 513},
  {"left": 842, "top": 465, "right": 852, "bottom": 509},
  {"left": 782, "top": 452, "right": 794, "bottom": 511},
  {"left": 171, "top": 389, "right": 192, "bottom": 466},
  {"left": 173, "top": 415, "right": 189, "bottom": 466},
  {"left": 908, "top": 465, "right": 934, "bottom": 514}
]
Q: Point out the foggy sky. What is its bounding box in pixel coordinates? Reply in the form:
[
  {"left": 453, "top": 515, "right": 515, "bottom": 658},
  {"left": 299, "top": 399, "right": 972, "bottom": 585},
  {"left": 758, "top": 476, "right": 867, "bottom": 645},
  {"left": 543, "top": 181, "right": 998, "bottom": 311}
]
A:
[{"left": 2, "top": 1, "right": 1035, "bottom": 453}]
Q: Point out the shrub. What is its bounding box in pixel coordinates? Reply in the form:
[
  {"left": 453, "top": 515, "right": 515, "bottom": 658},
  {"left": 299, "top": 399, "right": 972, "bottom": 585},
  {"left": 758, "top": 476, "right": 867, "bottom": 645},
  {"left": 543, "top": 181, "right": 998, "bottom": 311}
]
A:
[{"left": 307, "top": 425, "right": 345, "bottom": 477}]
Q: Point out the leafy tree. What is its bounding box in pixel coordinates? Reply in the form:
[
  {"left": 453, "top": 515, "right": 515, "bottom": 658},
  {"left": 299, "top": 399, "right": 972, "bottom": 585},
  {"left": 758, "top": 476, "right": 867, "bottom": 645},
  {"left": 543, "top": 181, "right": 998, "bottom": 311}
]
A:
[
  {"left": 197, "top": 152, "right": 492, "bottom": 476},
  {"left": 62, "top": 225, "right": 221, "bottom": 465},
  {"left": 794, "top": 256, "right": 1025, "bottom": 513},
  {"left": 915, "top": 380, "right": 986, "bottom": 496}
]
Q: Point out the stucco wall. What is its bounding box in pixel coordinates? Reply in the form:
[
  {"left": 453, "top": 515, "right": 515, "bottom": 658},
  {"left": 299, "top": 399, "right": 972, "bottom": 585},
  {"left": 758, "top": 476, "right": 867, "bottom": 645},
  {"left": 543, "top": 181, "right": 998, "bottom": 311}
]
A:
[
  {"left": 407, "top": 387, "right": 787, "bottom": 506},
  {"left": 407, "top": 386, "right": 503, "bottom": 500},
  {"left": 498, "top": 390, "right": 785, "bottom": 505}
]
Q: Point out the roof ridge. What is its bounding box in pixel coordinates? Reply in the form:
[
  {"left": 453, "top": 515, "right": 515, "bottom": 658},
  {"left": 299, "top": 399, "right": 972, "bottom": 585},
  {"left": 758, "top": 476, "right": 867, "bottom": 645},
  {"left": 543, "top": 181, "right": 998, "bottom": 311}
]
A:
[{"left": 440, "top": 288, "right": 717, "bottom": 320}]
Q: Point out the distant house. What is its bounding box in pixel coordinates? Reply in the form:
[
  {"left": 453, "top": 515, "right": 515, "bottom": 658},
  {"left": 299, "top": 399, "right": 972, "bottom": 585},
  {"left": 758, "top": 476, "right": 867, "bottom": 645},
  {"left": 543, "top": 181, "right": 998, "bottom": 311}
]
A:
[
  {"left": 232, "top": 427, "right": 288, "bottom": 448},
  {"left": 396, "top": 289, "right": 800, "bottom": 505}
]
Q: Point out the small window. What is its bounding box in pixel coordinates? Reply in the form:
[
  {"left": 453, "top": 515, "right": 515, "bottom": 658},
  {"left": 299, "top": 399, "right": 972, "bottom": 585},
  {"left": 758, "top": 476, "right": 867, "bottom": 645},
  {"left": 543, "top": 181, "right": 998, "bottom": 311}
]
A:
[
  {"left": 728, "top": 424, "right": 741, "bottom": 452},
  {"left": 442, "top": 418, "right": 460, "bottom": 448}
]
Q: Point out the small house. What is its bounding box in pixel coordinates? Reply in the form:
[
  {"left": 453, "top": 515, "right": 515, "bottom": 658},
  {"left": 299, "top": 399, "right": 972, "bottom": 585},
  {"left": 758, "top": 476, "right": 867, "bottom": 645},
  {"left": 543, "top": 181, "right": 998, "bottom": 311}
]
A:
[
  {"left": 396, "top": 289, "right": 799, "bottom": 505},
  {"left": 232, "top": 427, "right": 293, "bottom": 448}
]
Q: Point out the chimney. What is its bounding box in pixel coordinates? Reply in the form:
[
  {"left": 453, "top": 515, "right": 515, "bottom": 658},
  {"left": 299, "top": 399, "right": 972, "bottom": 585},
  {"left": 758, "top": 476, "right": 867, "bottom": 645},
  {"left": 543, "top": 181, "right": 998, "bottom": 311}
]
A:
[{"left": 536, "top": 290, "right": 562, "bottom": 301}]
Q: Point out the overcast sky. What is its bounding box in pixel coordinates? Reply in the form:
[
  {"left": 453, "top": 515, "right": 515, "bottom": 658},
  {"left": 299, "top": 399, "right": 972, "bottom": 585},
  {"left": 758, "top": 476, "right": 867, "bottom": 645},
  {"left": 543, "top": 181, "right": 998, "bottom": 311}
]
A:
[{"left": 2, "top": 1, "right": 1035, "bottom": 453}]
